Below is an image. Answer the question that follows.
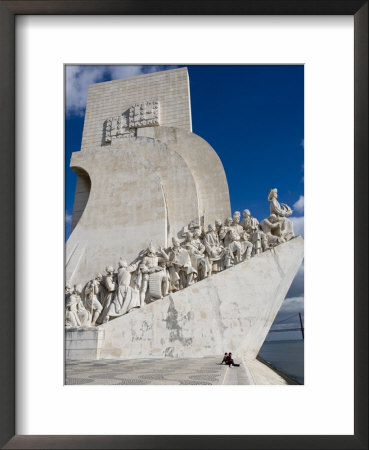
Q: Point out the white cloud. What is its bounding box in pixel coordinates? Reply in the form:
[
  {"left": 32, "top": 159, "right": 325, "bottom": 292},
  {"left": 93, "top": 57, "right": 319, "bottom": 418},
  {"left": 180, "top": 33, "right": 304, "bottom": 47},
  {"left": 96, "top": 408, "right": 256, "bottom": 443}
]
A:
[
  {"left": 66, "top": 65, "right": 179, "bottom": 117},
  {"left": 293, "top": 195, "right": 304, "bottom": 214},
  {"left": 280, "top": 296, "right": 304, "bottom": 314},
  {"left": 65, "top": 213, "right": 73, "bottom": 225}
]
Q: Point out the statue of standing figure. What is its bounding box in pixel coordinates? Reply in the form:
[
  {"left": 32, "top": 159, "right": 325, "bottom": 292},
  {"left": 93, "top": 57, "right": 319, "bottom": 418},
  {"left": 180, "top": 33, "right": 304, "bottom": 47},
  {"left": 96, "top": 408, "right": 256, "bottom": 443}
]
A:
[
  {"left": 65, "top": 283, "right": 80, "bottom": 328},
  {"left": 204, "top": 223, "right": 224, "bottom": 274},
  {"left": 138, "top": 243, "right": 169, "bottom": 306},
  {"left": 232, "top": 211, "right": 253, "bottom": 261},
  {"left": 104, "top": 259, "right": 140, "bottom": 321},
  {"left": 183, "top": 230, "right": 210, "bottom": 281},
  {"left": 65, "top": 283, "right": 91, "bottom": 328},
  {"left": 84, "top": 273, "right": 104, "bottom": 326},
  {"left": 163, "top": 237, "right": 196, "bottom": 291},
  {"left": 267, "top": 188, "right": 295, "bottom": 241},
  {"left": 241, "top": 209, "right": 268, "bottom": 255}
]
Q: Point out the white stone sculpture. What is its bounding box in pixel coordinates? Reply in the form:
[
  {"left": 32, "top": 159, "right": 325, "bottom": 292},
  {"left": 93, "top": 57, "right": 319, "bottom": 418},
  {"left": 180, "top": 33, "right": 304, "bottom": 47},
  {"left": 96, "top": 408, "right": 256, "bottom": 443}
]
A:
[
  {"left": 74, "top": 284, "right": 91, "bottom": 326},
  {"left": 268, "top": 188, "right": 295, "bottom": 241},
  {"left": 232, "top": 211, "right": 253, "bottom": 261},
  {"left": 241, "top": 209, "right": 268, "bottom": 255},
  {"left": 138, "top": 243, "right": 169, "bottom": 306},
  {"left": 204, "top": 223, "right": 225, "bottom": 274},
  {"left": 241, "top": 209, "right": 259, "bottom": 234},
  {"left": 163, "top": 237, "right": 196, "bottom": 290},
  {"left": 183, "top": 231, "right": 209, "bottom": 281},
  {"left": 220, "top": 216, "right": 245, "bottom": 267},
  {"left": 99, "top": 266, "right": 117, "bottom": 323},
  {"left": 84, "top": 273, "right": 104, "bottom": 326},
  {"left": 104, "top": 259, "right": 140, "bottom": 321},
  {"left": 65, "top": 283, "right": 81, "bottom": 328},
  {"left": 66, "top": 187, "right": 300, "bottom": 329},
  {"left": 260, "top": 214, "right": 285, "bottom": 246}
]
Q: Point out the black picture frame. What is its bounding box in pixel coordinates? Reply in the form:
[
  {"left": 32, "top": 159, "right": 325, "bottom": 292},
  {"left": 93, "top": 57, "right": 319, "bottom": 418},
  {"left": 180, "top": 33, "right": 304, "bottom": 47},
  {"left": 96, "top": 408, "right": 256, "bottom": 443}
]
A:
[{"left": 0, "top": 1, "right": 367, "bottom": 449}]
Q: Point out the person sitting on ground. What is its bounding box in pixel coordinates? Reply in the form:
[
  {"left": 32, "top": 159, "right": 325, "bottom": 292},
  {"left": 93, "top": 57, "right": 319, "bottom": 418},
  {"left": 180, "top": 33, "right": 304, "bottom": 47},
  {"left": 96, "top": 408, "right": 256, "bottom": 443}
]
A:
[
  {"left": 226, "top": 352, "right": 240, "bottom": 367},
  {"left": 219, "top": 353, "right": 228, "bottom": 364}
]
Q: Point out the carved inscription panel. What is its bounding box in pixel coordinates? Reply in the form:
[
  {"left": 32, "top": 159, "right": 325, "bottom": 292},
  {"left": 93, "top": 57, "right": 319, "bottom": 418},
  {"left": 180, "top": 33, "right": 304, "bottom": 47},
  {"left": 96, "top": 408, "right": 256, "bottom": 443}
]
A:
[
  {"left": 104, "top": 100, "right": 160, "bottom": 144},
  {"left": 129, "top": 100, "right": 160, "bottom": 128}
]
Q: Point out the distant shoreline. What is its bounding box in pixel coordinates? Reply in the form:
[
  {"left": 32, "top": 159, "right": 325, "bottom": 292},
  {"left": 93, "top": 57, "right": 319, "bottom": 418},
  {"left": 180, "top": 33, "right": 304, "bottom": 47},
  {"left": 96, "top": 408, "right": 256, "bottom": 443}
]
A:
[{"left": 264, "top": 339, "right": 304, "bottom": 344}]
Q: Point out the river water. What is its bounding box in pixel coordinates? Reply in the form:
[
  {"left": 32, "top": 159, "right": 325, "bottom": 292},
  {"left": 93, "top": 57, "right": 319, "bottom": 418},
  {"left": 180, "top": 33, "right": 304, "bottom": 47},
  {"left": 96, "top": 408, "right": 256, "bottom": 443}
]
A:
[{"left": 257, "top": 339, "right": 304, "bottom": 384}]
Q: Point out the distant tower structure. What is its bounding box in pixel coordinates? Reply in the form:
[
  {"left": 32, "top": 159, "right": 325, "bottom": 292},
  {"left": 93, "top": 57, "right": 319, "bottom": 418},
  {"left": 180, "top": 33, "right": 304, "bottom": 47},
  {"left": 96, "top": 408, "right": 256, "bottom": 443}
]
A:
[{"left": 66, "top": 68, "right": 231, "bottom": 285}]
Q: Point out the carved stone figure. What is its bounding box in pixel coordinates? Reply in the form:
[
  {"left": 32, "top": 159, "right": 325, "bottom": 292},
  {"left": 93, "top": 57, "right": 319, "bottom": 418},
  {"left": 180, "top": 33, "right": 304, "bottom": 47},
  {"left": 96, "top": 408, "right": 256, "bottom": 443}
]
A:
[
  {"left": 99, "top": 266, "right": 117, "bottom": 323},
  {"left": 241, "top": 209, "right": 259, "bottom": 235},
  {"left": 232, "top": 211, "right": 253, "bottom": 261},
  {"left": 204, "top": 223, "right": 224, "bottom": 274},
  {"left": 138, "top": 243, "right": 169, "bottom": 306},
  {"left": 74, "top": 284, "right": 90, "bottom": 326},
  {"left": 84, "top": 273, "right": 104, "bottom": 326},
  {"left": 214, "top": 218, "right": 223, "bottom": 244},
  {"left": 104, "top": 259, "right": 140, "bottom": 321},
  {"left": 185, "top": 229, "right": 210, "bottom": 281},
  {"left": 268, "top": 188, "right": 294, "bottom": 241},
  {"left": 261, "top": 214, "right": 285, "bottom": 246},
  {"left": 164, "top": 237, "right": 196, "bottom": 290},
  {"left": 219, "top": 217, "right": 242, "bottom": 267},
  {"left": 65, "top": 283, "right": 80, "bottom": 328}
]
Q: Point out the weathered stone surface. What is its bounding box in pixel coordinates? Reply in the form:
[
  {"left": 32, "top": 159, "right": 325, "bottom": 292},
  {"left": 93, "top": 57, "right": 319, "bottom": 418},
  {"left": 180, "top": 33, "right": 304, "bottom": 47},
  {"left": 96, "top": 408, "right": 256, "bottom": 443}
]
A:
[
  {"left": 65, "top": 328, "right": 105, "bottom": 360},
  {"left": 80, "top": 237, "right": 304, "bottom": 360}
]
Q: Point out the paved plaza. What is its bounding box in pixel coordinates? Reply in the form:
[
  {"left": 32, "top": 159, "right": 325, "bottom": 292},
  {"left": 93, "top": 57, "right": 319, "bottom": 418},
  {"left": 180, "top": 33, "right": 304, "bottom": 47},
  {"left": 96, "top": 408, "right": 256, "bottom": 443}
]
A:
[{"left": 65, "top": 357, "right": 253, "bottom": 385}]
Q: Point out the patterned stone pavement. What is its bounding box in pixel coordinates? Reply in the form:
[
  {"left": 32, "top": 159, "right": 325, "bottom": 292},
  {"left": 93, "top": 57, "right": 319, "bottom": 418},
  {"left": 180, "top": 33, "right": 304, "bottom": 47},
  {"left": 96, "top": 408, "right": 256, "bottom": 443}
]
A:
[{"left": 65, "top": 357, "right": 230, "bottom": 385}]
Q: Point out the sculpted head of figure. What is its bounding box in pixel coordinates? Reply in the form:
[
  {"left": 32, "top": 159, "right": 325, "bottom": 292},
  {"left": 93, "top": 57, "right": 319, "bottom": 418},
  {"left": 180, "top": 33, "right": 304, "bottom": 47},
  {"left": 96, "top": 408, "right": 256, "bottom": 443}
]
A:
[
  {"left": 75, "top": 284, "right": 83, "bottom": 295},
  {"left": 208, "top": 223, "right": 215, "bottom": 232},
  {"left": 232, "top": 211, "right": 241, "bottom": 224},
  {"left": 95, "top": 273, "right": 103, "bottom": 282},
  {"left": 119, "top": 259, "right": 128, "bottom": 269},
  {"left": 185, "top": 231, "right": 193, "bottom": 241},
  {"left": 147, "top": 242, "right": 156, "bottom": 256},
  {"left": 243, "top": 209, "right": 251, "bottom": 218},
  {"left": 215, "top": 219, "right": 222, "bottom": 229},
  {"left": 225, "top": 217, "right": 233, "bottom": 226},
  {"left": 193, "top": 229, "right": 201, "bottom": 239},
  {"left": 106, "top": 266, "right": 114, "bottom": 275},
  {"left": 172, "top": 237, "right": 180, "bottom": 248},
  {"left": 269, "top": 214, "right": 278, "bottom": 223},
  {"left": 268, "top": 188, "right": 278, "bottom": 201},
  {"left": 65, "top": 283, "right": 73, "bottom": 294}
]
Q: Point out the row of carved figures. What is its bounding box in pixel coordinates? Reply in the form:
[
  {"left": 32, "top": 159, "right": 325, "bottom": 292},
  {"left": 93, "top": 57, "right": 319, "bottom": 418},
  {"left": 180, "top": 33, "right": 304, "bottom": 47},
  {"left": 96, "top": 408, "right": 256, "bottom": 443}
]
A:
[{"left": 65, "top": 188, "right": 295, "bottom": 328}]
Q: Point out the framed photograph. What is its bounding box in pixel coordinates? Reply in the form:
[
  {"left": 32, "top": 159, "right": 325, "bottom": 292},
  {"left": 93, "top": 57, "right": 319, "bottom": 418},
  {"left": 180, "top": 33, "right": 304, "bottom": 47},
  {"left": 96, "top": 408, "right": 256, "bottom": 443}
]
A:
[{"left": 1, "top": 1, "right": 367, "bottom": 449}]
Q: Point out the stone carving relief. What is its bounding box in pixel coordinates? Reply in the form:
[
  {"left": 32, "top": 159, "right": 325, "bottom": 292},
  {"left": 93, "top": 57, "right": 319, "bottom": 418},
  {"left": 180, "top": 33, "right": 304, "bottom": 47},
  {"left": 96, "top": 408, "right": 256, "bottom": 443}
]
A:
[
  {"left": 129, "top": 100, "right": 160, "bottom": 128},
  {"left": 66, "top": 188, "right": 297, "bottom": 329},
  {"left": 104, "top": 100, "right": 160, "bottom": 144}
]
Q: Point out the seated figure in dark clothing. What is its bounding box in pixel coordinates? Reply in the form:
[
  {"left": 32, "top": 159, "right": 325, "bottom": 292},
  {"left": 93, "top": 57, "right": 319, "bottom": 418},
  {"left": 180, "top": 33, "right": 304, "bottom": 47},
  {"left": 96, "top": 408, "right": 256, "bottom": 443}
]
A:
[{"left": 225, "top": 352, "right": 240, "bottom": 367}]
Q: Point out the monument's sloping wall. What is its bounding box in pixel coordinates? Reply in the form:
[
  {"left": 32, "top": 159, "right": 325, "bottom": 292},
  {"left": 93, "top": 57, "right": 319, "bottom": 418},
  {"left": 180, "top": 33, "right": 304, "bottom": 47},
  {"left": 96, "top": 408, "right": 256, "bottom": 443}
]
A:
[
  {"left": 65, "top": 237, "right": 303, "bottom": 360},
  {"left": 153, "top": 127, "right": 231, "bottom": 227}
]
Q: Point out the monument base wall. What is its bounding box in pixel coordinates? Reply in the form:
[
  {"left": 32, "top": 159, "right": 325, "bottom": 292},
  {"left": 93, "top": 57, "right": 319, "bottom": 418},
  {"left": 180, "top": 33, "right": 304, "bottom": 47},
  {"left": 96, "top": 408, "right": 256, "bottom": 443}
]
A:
[
  {"left": 65, "top": 328, "right": 105, "bottom": 360},
  {"left": 65, "top": 237, "right": 303, "bottom": 361}
]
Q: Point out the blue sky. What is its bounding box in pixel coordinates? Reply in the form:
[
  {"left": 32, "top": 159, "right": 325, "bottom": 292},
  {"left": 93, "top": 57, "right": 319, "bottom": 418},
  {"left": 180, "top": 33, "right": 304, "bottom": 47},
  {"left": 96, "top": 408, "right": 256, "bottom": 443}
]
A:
[{"left": 65, "top": 65, "right": 304, "bottom": 340}]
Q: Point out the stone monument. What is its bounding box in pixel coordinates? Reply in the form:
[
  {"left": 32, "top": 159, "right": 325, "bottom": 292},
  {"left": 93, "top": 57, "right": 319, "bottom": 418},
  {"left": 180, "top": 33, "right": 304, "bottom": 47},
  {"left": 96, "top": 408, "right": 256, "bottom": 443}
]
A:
[{"left": 65, "top": 68, "right": 304, "bottom": 364}]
